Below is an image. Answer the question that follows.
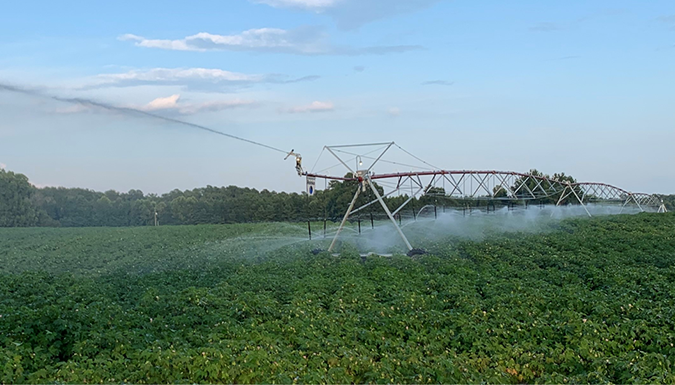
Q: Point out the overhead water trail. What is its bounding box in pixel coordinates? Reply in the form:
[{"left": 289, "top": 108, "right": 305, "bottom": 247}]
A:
[{"left": 0, "top": 82, "right": 289, "bottom": 154}]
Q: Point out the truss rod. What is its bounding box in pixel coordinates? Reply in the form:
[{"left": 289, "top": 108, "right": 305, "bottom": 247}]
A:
[
  {"left": 303, "top": 168, "right": 664, "bottom": 212},
  {"left": 327, "top": 142, "right": 394, "bottom": 148}
]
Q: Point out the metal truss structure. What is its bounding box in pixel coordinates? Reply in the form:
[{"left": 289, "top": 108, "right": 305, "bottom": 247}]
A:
[{"left": 305, "top": 142, "right": 668, "bottom": 255}]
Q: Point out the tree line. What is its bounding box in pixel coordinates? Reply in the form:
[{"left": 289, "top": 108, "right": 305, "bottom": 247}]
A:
[
  {"left": 1, "top": 168, "right": 671, "bottom": 228},
  {"left": 0, "top": 168, "right": 393, "bottom": 227}
]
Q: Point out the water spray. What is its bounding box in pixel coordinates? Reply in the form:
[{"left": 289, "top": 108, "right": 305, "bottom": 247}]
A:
[
  {"left": 1, "top": 82, "right": 667, "bottom": 258},
  {"left": 0, "top": 82, "right": 302, "bottom": 170},
  {"left": 303, "top": 143, "right": 666, "bottom": 256}
]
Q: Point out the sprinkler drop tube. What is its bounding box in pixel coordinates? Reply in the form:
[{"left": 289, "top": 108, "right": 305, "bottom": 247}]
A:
[{"left": 307, "top": 220, "right": 312, "bottom": 240}]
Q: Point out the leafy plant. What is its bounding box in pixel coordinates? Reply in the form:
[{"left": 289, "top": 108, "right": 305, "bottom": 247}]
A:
[{"left": 1, "top": 214, "right": 674, "bottom": 383}]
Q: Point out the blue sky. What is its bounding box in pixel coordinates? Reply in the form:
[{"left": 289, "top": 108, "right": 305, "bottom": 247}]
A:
[{"left": 1, "top": 0, "right": 674, "bottom": 194}]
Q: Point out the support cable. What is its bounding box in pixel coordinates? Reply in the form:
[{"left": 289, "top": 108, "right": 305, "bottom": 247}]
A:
[
  {"left": 330, "top": 149, "right": 431, "bottom": 171},
  {"left": 314, "top": 146, "right": 391, "bottom": 174},
  {"left": 394, "top": 143, "right": 440, "bottom": 170},
  {"left": 310, "top": 147, "right": 326, "bottom": 173}
]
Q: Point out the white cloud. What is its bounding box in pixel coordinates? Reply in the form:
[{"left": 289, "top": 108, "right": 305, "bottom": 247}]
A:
[
  {"left": 139, "top": 94, "right": 255, "bottom": 115},
  {"left": 88, "top": 67, "right": 265, "bottom": 88},
  {"left": 144, "top": 94, "right": 181, "bottom": 111},
  {"left": 79, "top": 67, "right": 318, "bottom": 91},
  {"left": 119, "top": 28, "right": 325, "bottom": 54},
  {"left": 119, "top": 28, "right": 421, "bottom": 55},
  {"left": 176, "top": 100, "right": 256, "bottom": 115},
  {"left": 253, "top": 0, "right": 341, "bottom": 10},
  {"left": 251, "top": 0, "right": 441, "bottom": 29},
  {"left": 388, "top": 107, "right": 400, "bottom": 117},
  {"left": 0, "top": 163, "right": 6, "bottom": 170},
  {"left": 284, "top": 101, "right": 334, "bottom": 113},
  {"left": 54, "top": 94, "right": 254, "bottom": 116},
  {"left": 119, "top": 33, "right": 193, "bottom": 51}
]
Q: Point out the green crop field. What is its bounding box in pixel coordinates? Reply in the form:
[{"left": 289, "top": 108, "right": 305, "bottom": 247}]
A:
[{"left": 1, "top": 214, "right": 675, "bottom": 383}]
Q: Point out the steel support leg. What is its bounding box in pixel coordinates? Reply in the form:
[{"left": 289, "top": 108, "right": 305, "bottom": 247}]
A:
[
  {"left": 368, "top": 179, "right": 413, "bottom": 251},
  {"left": 552, "top": 186, "right": 570, "bottom": 217},
  {"left": 619, "top": 198, "right": 630, "bottom": 214},
  {"left": 631, "top": 194, "right": 644, "bottom": 212},
  {"left": 569, "top": 185, "right": 592, "bottom": 217},
  {"left": 328, "top": 187, "right": 361, "bottom": 252},
  {"left": 556, "top": 186, "right": 570, "bottom": 206}
]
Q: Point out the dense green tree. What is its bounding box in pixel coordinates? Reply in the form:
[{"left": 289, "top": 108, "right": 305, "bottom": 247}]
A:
[
  {"left": 2, "top": 168, "right": 670, "bottom": 228},
  {"left": 510, "top": 169, "right": 582, "bottom": 205},
  {"left": 0, "top": 169, "right": 40, "bottom": 227},
  {"left": 661, "top": 195, "right": 675, "bottom": 211},
  {"left": 130, "top": 199, "right": 154, "bottom": 226},
  {"left": 493, "top": 185, "right": 508, "bottom": 198}
]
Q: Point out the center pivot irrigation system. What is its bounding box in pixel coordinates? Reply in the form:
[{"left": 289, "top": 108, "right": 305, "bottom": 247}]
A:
[
  {"left": 295, "top": 142, "right": 667, "bottom": 256},
  {"left": 1, "top": 84, "right": 666, "bottom": 257}
]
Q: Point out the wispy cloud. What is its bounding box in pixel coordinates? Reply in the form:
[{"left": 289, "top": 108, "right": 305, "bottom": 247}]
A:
[
  {"left": 388, "top": 107, "right": 400, "bottom": 117},
  {"left": 254, "top": 0, "right": 340, "bottom": 10},
  {"left": 92, "top": 67, "right": 262, "bottom": 85},
  {"left": 120, "top": 27, "right": 422, "bottom": 55},
  {"left": 252, "top": 0, "right": 441, "bottom": 30},
  {"left": 530, "top": 22, "right": 563, "bottom": 32},
  {"left": 80, "top": 67, "right": 318, "bottom": 91},
  {"left": 55, "top": 94, "right": 255, "bottom": 115},
  {"left": 143, "top": 94, "right": 182, "bottom": 111},
  {"left": 422, "top": 80, "right": 453, "bottom": 86},
  {"left": 353, "top": 65, "right": 366, "bottom": 72},
  {"left": 530, "top": 10, "right": 625, "bottom": 33},
  {"left": 283, "top": 101, "right": 334, "bottom": 113},
  {"left": 119, "top": 28, "right": 323, "bottom": 53},
  {"left": 0, "top": 163, "right": 6, "bottom": 170},
  {"left": 658, "top": 15, "right": 675, "bottom": 29},
  {"left": 141, "top": 94, "right": 255, "bottom": 115},
  {"left": 139, "top": 94, "right": 255, "bottom": 115},
  {"left": 279, "top": 75, "right": 321, "bottom": 83},
  {"left": 655, "top": 44, "right": 675, "bottom": 52}
]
